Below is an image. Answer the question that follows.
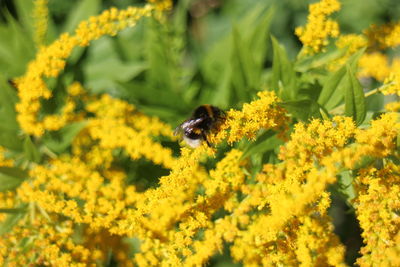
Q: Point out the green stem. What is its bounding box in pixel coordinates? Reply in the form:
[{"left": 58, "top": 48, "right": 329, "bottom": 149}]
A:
[
  {"left": 42, "top": 146, "right": 57, "bottom": 159},
  {"left": 30, "top": 201, "right": 35, "bottom": 224},
  {"left": 36, "top": 203, "right": 52, "bottom": 222}
]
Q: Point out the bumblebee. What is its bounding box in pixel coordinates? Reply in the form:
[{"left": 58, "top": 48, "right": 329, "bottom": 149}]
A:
[{"left": 174, "top": 104, "right": 225, "bottom": 148}]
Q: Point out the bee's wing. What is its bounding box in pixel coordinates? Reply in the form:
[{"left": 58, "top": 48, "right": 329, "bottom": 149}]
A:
[
  {"left": 174, "top": 118, "right": 203, "bottom": 136},
  {"left": 174, "top": 123, "right": 184, "bottom": 136}
]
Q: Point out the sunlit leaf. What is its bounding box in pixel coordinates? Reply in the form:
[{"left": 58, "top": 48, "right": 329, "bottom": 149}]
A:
[
  {"left": 344, "top": 65, "right": 366, "bottom": 126},
  {"left": 23, "top": 136, "right": 41, "bottom": 163},
  {"left": 271, "top": 36, "right": 297, "bottom": 100},
  {"left": 318, "top": 49, "right": 365, "bottom": 110},
  {"left": 0, "top": 167, "right": 27, "bottom": 192}
]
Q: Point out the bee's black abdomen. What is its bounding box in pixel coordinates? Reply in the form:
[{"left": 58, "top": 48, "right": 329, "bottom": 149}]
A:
[{"left": 185, "top": 131, "right": 202, "bottom": 140}]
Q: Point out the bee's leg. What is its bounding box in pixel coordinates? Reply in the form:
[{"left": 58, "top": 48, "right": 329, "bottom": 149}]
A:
[{"left": 201, "top": 131, "right": 212, "bottom": 147}]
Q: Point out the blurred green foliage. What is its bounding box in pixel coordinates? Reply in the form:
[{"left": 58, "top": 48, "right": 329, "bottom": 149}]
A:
[
  {"left": 1, "top": 0, "right": 398, "bottom": 122},
  {"left": 0, "top": 0, "right": 399, "bottom": 265}
]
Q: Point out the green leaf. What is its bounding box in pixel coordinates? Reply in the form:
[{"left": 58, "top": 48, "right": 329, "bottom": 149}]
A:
[
  {"left": 138, "top": 106, "right": 179, "bottom": 123},
  {"left": 318, "top": 48, "right": 365, "bottom": 110},
  {"left": 295, "top": 48, "right": 346, "bottom": 72},
  {"left": 231, "top": 27, "right": 258, "bottom": 100},
  {"left": 0, "top": 77, "right": 22, "bottom": 151},
  {"left": 319, "top": 107, "right": 331, "bottom": 121},
  {"left": 13, "top": 0, "right": 35, "bottom": 40},
  {"left": 211, "top": 66, "right": 232, "bottom": 108},
  {"left": 280, "top": 99, "right": 321, "bottom": 121},
  {"left": 353, "top": 155, "right": 375, "bottom": 170},
  {"left": 115, "top": 24, "right": 146, "bottom": 62},
  {"left": 44, "top": 121, "right": 87, "bottom": 153},
  {"left": 84, "top": 58, "right": 147, "bottom": 93},
  {"left": 172, "top": 0, "right": 190, "bottom": 34},
  {"left": 365, "top": 92, "right": 384, "bottom": 112},
  {"left": 82, "top": 37, "right": 148, "bottom": 93},
  {"left": 337, "top": 170, "right": 356, "bottom": 201},
  {"left": 248, "top": 7, "right": 273, "bottom": 68},
  {"left": 201, "top": 4, "right": 272, "bottom": 107},
  {"left": 344, "top": 65, "right": 366, "bottom": 125},
  {"left": 271, "top": 36, "right": 297, "bottom": 100},
  {"left": 145, "top": 18, "right": 181, "bottom": 94},
  {"left": 23, "top": 136, "right": 41, "bottom": 163},
  {"left": 242, "top": 131, "right": 284, "bottom": 159},
  {"left": 45, "top": 8, "right": 58, "bottom": 43},
  {"left": 0, "top": 76, "right": 19, "bottom": 131},
  {"left": 0, "top": 25, "right": 16, "bottom": 72},
  {"left": 61, "top": 0, "right": 100, "bottom": 64},
  {"left": 0, "top": 167, "right": 28, "bottom": 179},
  {"left": 0, "top": 176, "right": 23, "bottom": 192},
  {"left": 121, "top": 81, "right": 187, "bottom": 112},
  {"left": 201, "top": 32, "right": 232, "bottom": 90},
  {"left": 0, "top": 128, "right": 23, "bottom": 151},
  {"left": 0, "top": 205, "right": 26, "bottom": 236},
  {"left": 229, "top": 6, "right": 273, "bottom": 99},
  {"left": 0, "top": 13, "right": 35, "bottom": 77},
  {"left": 0, "top": 208, "right": 27, "bottom": 214},
  {"left": 0, "top": 167, "right": 27, "bottom": 192},
  {"left": 62, "top": 0, "right": 101, "bottom": 34}
]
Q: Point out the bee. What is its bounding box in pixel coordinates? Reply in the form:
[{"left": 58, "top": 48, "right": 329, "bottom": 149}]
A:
[
  {"left": 7, "top": 79, "right": 17, "bottom": 89},
  {"left": 174, "top": 104, "right": 225, "bottom": 148}
]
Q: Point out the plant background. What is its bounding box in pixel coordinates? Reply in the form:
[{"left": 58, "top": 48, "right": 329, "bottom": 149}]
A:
[{"left": 0, "top": 0, "right": 399, "bottom": 266}]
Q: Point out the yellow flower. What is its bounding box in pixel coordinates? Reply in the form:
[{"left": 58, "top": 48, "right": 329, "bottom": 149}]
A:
[
  {"left": 365, "top": 22, "right": 400, "bottom": 49},
  {"left": 385, "top": 101, "right": 400, "bottom": 112},
  {"left": 16, "top": 2, "right": 168, "bottom": 137},
  {"left": 0, "top": 192, "right": 16, "bottom": 222},
  {"left": 85, "top": 94, "right": 177, "bottom": 169},
  {"left": 358, "top": 52, "right": 400, "bottom": 96},
  {"left": 355, "top": 112, "right": 399, "bottom": 158},
  {"left": 210, "top": 91, "right": 288, "bottom": 145},
  {"left": 295, "top": 216, "right": 346, "bottom": 267},
  {"left": 0, "top": 146, "right": 13, "bottom": 167},
  {"left": 382, "top": 70, "right": 400, "bottom": 96},
  {"left": 359, "top": 52, "right": 390, "bottom": 81},
  {"left": 8, "top": 1, "right": 400, "bottom": 265},
  {"left": 33, "top": 0, "right": 49, "bottom": 47},
  {"left": 0, "top": 215, "right": 92, "bottom": 267},
  {"left": 279, "top": 116, "right": 356, "bottom": 170},
  {"left": 295, "top": 0, "right": 341, "bottom": 54},
  {"left": 336, "top": 34, "right": 368, "bottom": 54},
  {"left": 330, "top": 34, "right": 368, "bottom": 70},
  {"left": 353, "top": 163, "right": 400, "bottom": 267}
]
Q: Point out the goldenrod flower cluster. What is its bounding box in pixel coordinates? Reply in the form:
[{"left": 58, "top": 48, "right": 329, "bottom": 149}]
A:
[
  {"left": 11, "top": 85, "right": 400, "bottom": 266},
  {"left": 2, "top": 0, "right": 400, "bottom": 266},
  {"left": 358, "top": 52, "right": 391, "bottom": 81},
  {"left": 382, "top": 69, "right": 400, "bottom": 96},
  {"left": 359, "top": 22, "right": 400, "bottom": 95},
  {"left": 0, "top": 146, "right": 13, "bottom": 167},
  {"left": 365, "top": 22, "right": 400, "bottom": 49},
  {"left": 33, "top": 0, "right": 49, "bottom": 47},
  {"left": 354, "top": 163, "right": 400, "bottom": 267},
  {"left": 210, "top": 91, "right": 288, "bottom": 145},
  {"left": 335, "top": 34, "right": 368, "bottom": 54},
  {"left": 0, "top": 192, "right": 15, "bottom": 222},
  {"left": 295, "top": 0, "right": 341, "bottom": 54},
  {"left": 15, "top": 1, "right": 170, "bottom": 137},
  {"left": 358, "top": 51, "right": 400, "bottom": 96},
  {"left": 331, "top": 34, "right": 368, "bottom": 70},
  {"left": 297, "top": 0, "right": 400, "bottom": 98}
]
